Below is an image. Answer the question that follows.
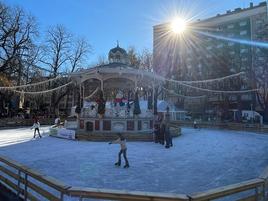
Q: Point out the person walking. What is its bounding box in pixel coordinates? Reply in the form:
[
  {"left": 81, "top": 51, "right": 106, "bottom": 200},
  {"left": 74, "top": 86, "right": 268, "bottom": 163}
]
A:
[
  {"left": 109, "top": 134, "right": 129, "bottom": 168},
  {"left": 31, "top": 119, "right": 41, "bottom": 138}
]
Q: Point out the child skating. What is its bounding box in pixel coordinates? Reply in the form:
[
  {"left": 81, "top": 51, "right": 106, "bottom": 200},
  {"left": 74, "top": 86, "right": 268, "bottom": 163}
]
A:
[
  {"left": 31, "top": 119, "right": 42, "bottom": 138},
  {"left": 109, "top": 134, "right": 129, "bottom": 168}
]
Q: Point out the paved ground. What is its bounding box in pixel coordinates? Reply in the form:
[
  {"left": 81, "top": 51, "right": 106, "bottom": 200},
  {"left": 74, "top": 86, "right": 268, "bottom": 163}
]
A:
[{"left": 0, "top": 126, "right": 267, "bottom": 198}]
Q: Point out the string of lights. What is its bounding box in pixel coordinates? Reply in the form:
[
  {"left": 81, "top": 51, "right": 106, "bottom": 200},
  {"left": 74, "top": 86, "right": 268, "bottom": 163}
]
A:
[
  {"left": 156, "top": 72, "right": 244, "bottom": 84},
  {"left": 176, "top": 82, "right": 259, "bottom": 94},
  {"left": 12, "top": 81, "right": 73, "bottom": 95},
  {"left": 162, "top": 87, "right": 206, "bottom": 98},
  {"left": 84, "top": 87, "right": 99, "bottom": 99},
  {"left": 0, "top": 76, "right": 68, "bottom": 90}
]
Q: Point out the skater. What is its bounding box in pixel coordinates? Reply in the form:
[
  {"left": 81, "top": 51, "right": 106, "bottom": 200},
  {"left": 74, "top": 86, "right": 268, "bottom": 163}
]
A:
[
  {"left": 109, "top": 134, "right": 129, "bottom": 168},
  {"left": 193, "top": 120, "right": 198, "bottom": 129},
  {"left": 31, "top": 119, "right": 41, "bottom": 138},
  {"left": 164, "top": 125, "right": 173, "bottom": 148},
  {"left": 54, "top": 116, "right": 60, "bottom": 127}
]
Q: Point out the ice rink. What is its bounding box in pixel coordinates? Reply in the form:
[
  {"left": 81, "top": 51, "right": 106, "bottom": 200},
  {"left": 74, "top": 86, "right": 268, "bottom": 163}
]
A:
[{"left": 0, "top": 126, "right": 267, "bottom": 195}]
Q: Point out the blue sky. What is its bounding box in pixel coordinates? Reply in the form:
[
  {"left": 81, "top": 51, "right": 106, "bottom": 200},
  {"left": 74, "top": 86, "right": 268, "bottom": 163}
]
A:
[{"left": 4, "top": 0, "right": 266, "bottom": 63}]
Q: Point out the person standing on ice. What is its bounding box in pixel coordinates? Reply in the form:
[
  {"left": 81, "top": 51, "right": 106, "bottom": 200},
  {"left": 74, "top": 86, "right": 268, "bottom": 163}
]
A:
[
  {"left": 109, "top": 134, "right": 129, "bottom": 168},
  {"left": 193, "top": 120, "right": 198, "bottom": 129},
  {"left": 159, "top": 115, "right": 165, "bottom": 145},
  {"left": 54, "top": 116, "right": 60, "bottom": 127},
  {"left": 31, "top": 119, "right": 41, "bottom": 138},
  {"left": 164, "top": 106, "right": 173, "bottom": 148}
]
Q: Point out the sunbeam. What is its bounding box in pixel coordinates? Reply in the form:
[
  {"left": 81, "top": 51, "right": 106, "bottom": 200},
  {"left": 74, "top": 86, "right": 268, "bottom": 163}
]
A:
[{"left": 195, "top": 30, "right": 268, "bottom": 48}]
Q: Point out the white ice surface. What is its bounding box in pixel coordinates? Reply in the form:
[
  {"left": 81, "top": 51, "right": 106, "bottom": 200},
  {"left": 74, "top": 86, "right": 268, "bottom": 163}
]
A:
[{"left": 0, "top": 126, "right": 267, "bottom": 196}]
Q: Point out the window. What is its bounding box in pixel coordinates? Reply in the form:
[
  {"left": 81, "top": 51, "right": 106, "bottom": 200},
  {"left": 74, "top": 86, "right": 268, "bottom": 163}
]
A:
[
  {"left": 207, "top": 38, "right": 212, "bottom": 41},
  {"left": 216, "top": 27, "right": 222, "bottom": 31},
  {"left": 228, "top": 42, "right": 234, "bottom": 46},
  {"left": 241, "top": 57, "right": 248, "bottom": 62},
  {"left": 241, "top": 66, "right": 246, "bottom": 70},
  {"left": 240, "top": 48, "right": 248, "bottom": 53},
  {"left": 240, "top": 30, "right": 247, "bottom": 35},
  {"left": 230, "top": 51, "right": 235, "bottom": 55},
  {"left": 258, "top": 57, "right": 265, "bottom": 61},
  {"left": 256, "top": 20, "right": 263, "bottom": 24},
  {"left": 230, "top": 68, "right": 236, "bottom": 73},
  {"left": 239, "top": 21, "right": 247, "bottom": 26},
  {"left": 228, "top": 33, "right": 234, "bottom": 37},
  {"left": 206, "top": 46, "right": 212, "bottom": 50},
  {"left": 216, "top": 44, "right": 223, "bottom": 48},
  {"left": 227, "top": 24, "right": 234, "bottom": 29},
  {"left": 241, "top": 94, "right": 251, "bottom": 101}
]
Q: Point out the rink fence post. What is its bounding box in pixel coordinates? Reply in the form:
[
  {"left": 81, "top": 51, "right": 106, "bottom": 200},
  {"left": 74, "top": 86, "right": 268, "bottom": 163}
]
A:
[
  {"left": 259, "top": 166, "right": 268, "bottom": 201},
  {"left": 255, "top": 186, "right": 259, "bottom": 201},
  {"left": 24, "top": 173, "right": 28, "bottom": 201},
  {"left": 17, "top": 169, "right": 21, "bottom": 197}
]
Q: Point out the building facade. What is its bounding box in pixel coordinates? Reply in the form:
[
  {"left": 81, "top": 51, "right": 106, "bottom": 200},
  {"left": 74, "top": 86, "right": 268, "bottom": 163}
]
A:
[{"left": 153, "top": 1, "right": 268, "bottom": 120}]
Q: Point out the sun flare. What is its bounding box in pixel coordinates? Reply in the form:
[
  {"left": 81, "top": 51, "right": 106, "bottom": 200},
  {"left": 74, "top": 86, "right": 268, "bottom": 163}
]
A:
[{"left": 171, "top": 18, "right": 187, "bottom": 34}]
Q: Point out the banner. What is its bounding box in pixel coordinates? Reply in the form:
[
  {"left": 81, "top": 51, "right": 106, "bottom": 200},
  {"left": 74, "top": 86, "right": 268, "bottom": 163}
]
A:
[{"left": 57, "top": 128, "right": 76, "bottom": 140}]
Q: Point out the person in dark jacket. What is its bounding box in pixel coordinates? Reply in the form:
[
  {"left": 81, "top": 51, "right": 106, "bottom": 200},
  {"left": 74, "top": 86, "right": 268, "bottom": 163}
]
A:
[
  {"left": 164, "top": 106, "right": 173, "bottom": 148},
  {"left": 109, "top": 134, "right": 129, "bottom": 168},
  {"left": 159, "top": 117, "right": 165, "bottom": 145},
  {"left": 154, "top": 123, "right": 160, "bottom": 143},
  {"left": 164, "top": 125, "right": 173, "bottom": 148}
]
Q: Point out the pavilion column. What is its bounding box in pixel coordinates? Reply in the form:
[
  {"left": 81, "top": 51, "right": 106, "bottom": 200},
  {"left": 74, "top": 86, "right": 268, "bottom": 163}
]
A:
[
  {"left": 82, "top": 83, "right": 85, "bottom": 107},
  {"left": 100, "top": 79, "right": 104, "bottom": 91},
  {"left": 152, "top": 78, "right": 155, "bottom": 115},
  {"left": 71, "top": 90, "right": 74, "bottom": 107},
  {"left": 79, "top": 83, "right": 82, "bottom": 108}
]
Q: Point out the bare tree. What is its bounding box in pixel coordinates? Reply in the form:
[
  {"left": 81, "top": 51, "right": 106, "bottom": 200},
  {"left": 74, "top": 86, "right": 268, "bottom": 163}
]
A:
[
  {"left": 139, "top": 48, "right": 153, "bottom": 71},
  {"left": 40, "top": 25, "right": 71, "bottom": 77},
  {"left": 127, "top": 46, "right": 140, "bottom": 68},
  {"left": 0, "top": 3, "right": 38, "bottom": 78},
  {"left": 96, "top": 55, "right": 108, "bottom": 66},
  {"left": 0, "top": 2, "right": 38, "bottom": 116},
  {"left": 39, "top": 25, "right": 91, "bottom": 115},
  {"left": 69, "top": 38, "right": 91, "bottom": 72}
]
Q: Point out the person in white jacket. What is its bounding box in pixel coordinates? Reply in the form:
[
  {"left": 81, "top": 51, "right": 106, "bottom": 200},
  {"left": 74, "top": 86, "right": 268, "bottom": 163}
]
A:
[
  {"left": 31, "top": 120, "right": 41, "bottom": 138},
  {"left": 109, "top": 134, "right": 129, "bottom": 168}
]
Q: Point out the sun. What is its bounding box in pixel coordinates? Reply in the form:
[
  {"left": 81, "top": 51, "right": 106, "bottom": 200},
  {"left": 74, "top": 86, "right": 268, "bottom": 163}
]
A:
[{"left": 171, "top": 18, "right": 187, "bottom": 34}]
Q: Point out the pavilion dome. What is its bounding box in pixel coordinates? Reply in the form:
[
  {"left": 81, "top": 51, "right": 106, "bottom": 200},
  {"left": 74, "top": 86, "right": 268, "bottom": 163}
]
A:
[{"left": 108, "top": 43, "right": 130, "bottom": 65}]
